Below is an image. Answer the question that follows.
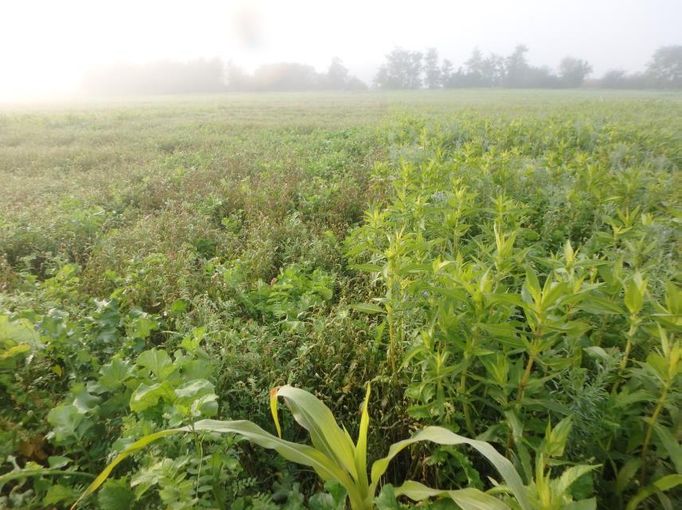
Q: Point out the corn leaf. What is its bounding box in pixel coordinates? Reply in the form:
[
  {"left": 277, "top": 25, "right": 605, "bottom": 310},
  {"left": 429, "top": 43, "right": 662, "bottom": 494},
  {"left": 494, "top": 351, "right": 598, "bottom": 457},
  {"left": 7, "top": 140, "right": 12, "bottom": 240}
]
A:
[
  {"left": 354, "top": 384, "right": 371, "bottom": 501},
  {"left": 369, "top": 426, "right": 531, "bottom": 510},
  {"left": 73, "top": 419, "right": 363, "bottom": 510},
  {"left": 273, "top": 386, "right": 357, "bottom": 481},
  {"left": 394, "top": 480, "right": 510, "bottom": 510}
]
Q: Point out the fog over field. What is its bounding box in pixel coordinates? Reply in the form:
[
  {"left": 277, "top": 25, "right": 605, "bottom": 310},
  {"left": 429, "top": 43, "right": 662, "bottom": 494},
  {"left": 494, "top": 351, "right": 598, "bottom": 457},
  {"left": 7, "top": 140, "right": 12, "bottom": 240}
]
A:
[{"left": 1, "top": 0, "right": 681, "bottom": 100}]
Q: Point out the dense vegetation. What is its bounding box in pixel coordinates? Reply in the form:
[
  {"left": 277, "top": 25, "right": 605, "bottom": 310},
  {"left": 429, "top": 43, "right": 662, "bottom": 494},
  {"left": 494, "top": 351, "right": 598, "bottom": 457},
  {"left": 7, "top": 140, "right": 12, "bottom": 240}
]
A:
[
  {"left": 1, "top": 90, "right": 680, "bottom": 509},
  {"left": 375, "top": 45, "right": 682, "bottom": 90},
  {"left": 81, "top": 45, "right": 682, "bottom": 95}
]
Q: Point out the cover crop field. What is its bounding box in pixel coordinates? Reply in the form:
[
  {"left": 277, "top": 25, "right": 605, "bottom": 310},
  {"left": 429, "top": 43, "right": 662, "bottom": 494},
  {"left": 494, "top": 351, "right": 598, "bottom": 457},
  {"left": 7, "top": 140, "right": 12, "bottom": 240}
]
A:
[{"left": 1, "top": 90, "right": 681, "bottom": 509}]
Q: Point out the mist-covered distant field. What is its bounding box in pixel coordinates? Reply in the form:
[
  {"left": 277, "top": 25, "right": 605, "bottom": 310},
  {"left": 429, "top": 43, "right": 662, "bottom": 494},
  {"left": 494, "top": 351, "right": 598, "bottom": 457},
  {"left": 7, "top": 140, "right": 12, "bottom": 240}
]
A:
[{"left": 1, "top": 90, "right": 681, "bottom": 509}]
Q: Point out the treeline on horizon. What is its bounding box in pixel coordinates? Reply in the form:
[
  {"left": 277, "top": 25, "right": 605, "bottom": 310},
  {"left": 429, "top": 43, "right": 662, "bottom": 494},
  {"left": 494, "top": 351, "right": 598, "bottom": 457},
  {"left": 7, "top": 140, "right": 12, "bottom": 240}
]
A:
[{"left": 82, "top": 44, "right": 682, "bottom": 95}]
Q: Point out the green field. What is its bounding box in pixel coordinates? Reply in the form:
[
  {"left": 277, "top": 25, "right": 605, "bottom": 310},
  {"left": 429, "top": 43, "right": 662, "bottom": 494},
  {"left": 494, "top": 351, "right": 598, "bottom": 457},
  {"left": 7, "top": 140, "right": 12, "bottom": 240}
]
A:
[{"left": 1, "top": 90, "right": 681, "bottom": 509}]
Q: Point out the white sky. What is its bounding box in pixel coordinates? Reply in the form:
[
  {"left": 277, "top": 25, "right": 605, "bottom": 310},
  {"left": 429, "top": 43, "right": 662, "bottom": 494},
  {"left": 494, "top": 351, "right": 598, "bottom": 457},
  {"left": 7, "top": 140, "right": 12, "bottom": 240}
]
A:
[{"left": 0, "top": 0, "right": 680, "bottom": 100}]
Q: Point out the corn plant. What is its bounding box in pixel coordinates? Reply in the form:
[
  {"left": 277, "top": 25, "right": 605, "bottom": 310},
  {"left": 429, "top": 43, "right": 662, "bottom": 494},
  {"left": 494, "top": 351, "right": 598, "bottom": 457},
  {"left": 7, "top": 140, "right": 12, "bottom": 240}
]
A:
[{"left": 73, "top": 385, "right": 532, "bottom": 510}]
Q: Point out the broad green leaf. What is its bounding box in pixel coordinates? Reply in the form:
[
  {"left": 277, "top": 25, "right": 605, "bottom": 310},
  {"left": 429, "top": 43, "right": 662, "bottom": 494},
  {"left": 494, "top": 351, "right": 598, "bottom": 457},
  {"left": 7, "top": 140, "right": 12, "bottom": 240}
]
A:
[
  {"left": 129, "top": 382, "right": 174, "bottom": 412},
  {"left": 369, "top": 426, "right": 531, "bottom": 510},
  {"left": 0, "top": 315, "right": 40, "bottom": 345},
  {"left": 98, "top": 479, "right": 135, "bottom": 510},
  {"left": 47, "top": 404, "right": 85, "bottom": 443},
  {"left": 136, "top": 348, "right": 174, "bottom": 379},
  {"left": 394, "top": 480, "right": 510, "bottom": 510},
  {"left": 98, "top": 358, "right": 132, "bottom": 390},
  {"left": 71, "top": 385, "right": 101, "bottom": 413},
  {"left": 44, "top": 484, "right": 76, "bottom": 506},
  {"left": 174, "top": 378, "right": 215, "bottom": 400},
  {"left": 624, "top": 273, "right": 646, "bottom": 315},
  {"left": 556, "top": 465, "right": 599, "bottom": 495},
  {"left": 273, "top": 386, "right": 357, "bottom": 484},
  {"left": 48, "top": 456, "right": 71, "bottom": 469},
  {"left": 374, "top": 484, "right": 400, "bottom": 510}
]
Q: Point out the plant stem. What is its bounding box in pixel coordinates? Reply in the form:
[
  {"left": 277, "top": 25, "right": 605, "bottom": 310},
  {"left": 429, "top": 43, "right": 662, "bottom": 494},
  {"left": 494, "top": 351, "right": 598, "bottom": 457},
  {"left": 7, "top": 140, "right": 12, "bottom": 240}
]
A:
[
  {"left": 612, "top": 318, "right": 638, "bottom": 394},
  {"left": 516, "top": 353, "right": 535, "bottom": 404},
  {"left": 459, "top": 355, "right": 474, "bottom": 435},
  {"left": 639, "top": 381, "right": 670, "bottom": 485}
]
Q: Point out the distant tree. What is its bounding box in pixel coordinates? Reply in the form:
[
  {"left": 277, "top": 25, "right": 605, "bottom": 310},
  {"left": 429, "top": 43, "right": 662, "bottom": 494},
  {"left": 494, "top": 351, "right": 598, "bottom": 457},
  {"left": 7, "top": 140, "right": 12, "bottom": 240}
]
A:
[
  {"left": 646, "top": 45, "right": 682, "bottom": 87},
  {"left": 440, "top": 58, "right": 454, "bottom": 86},
  {"left": 464, "top": 48, "right": 486, "bottom": 85},
  {"left": 600, "top": 69, "right": 628, "bottom": 88},
  {"left": 326, "top": 57, "right": 350, "bottom": 89},
  {"left": 504, "top": 44, "right": 530, "bottom": 87},
  {"left": 374, "top": 48, "right": 423, "bottom": 89},
  {"left": 480, "top": 53, "right": 505, "bottom": 86},
  {"left": 559, "top": 57, "right": 593, "bottom": 87},
  {"left": 424, "top": 48, "right": 442, "bottom": 88},
  {"left": 527, "top": 65, "right": 561, "bottom": 88}
]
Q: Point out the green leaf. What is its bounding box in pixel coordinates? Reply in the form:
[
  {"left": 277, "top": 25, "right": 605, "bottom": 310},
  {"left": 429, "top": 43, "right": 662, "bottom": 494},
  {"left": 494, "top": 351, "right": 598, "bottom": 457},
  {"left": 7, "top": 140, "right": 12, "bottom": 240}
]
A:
[
  {"left": 624, "top": 273, "right": 646, "bottom": 315},
  {"left": 48, "top": 456, "right": 71, "bottom": 469},
  {"left": 98, "top": 479, "right": 135, "bottom": 510},
  {"left": 556, "top": 465, "right": 598, "bottom": 496},
  {"left": 374, "top": 484, "right": 400, "bottom": 510},
  {"left": 394, "top": 480, "right": 510, "bottom": 510},
  {"left": 0, "top": 343, "right": 31, "bottom": 361},
  {"left": 351, "top": 263, "right": 384, "bottom": 273},
  {"left": 615, "top": 458, "right": 642, "bottom": 494},
  {"left": 47, "top": 404, "right": 85, "bottom": 443},
  {"left": 350, "top": 303, "right": 386, "bottom": 314},
  {"left": 174, "top": 378, "right": 215, "bottom": 400},
  {"left": 579, "top": 296, "right": 623, "bottom": 315},
  {"left": 72, "top": 428, "right": 182, "bottom": 509},
  {"left": 354, "top": 384, "right": 371, "bottom": 500},
  {"left": 98, "top": 358, "right": 132, "bottom": 391},
  {"left": 129, "top": 382, "right": 174, "bottom": 413},
  {"left": 273, "top": 386, "right": 358, "bottom": 488},
  {"left": 543, "top": 417, "right": 572, "bottom": 458},
  {"left": 563, "top": 499, "right": 597, "bottom": 510},
  {"left": 625, "top": 474, "right": 682, "bottom": 510},
  {"left": 653, "top": 423, "right": 682, "bottom": 474},
  {"left": 0, "top": 315, "right": 40, "bottom": 345},
  {"left": 73, "top": 417, "right": 362, "bottom": 509},
  {"left": 71, "top": 385, "right": 101, "bottom": 413},
  {"left": 127, "top": 314, "right": 158, "bottom": 340},
  {"left": 369, "top": 426, "right": 531, "bottom": 510},
  {"left": 44, "top": 484, "right": 76, "bottom": 506},
  {"left": 136, "top": 348, "right": 174, "bottom": 379}
]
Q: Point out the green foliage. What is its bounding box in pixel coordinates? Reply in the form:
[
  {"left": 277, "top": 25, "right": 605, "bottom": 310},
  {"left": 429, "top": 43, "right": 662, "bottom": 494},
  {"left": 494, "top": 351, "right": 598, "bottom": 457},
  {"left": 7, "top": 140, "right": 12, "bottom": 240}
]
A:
[
  {"left": 77, "top": 385, "right": 531, "bottom": 510},
  {"left": 1, "top": 92, "right": 680, "bottom": 508}
]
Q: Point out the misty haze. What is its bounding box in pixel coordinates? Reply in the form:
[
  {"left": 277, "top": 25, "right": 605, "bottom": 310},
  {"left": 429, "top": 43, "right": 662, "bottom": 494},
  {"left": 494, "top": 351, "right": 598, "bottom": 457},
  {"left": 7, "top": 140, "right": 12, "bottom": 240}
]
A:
[{"left": 1, "top": 2, "right": 680, "bottom": 510}]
